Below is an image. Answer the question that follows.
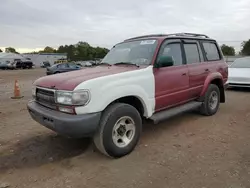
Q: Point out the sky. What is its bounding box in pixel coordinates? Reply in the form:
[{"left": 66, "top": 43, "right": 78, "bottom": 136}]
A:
[{"left": 1, "top": 0, "right": 250, "bottom": 53}]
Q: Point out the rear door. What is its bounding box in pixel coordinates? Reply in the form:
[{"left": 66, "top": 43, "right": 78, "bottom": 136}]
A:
[
  {"left": 201, "top": 41, "right": 226, "bottom": 81},
  {"left": 154, "top": 39, "right": 190, "bottom": 111},
  {"left": 182, "top": 39, "right": 206, "bottom": 99}
]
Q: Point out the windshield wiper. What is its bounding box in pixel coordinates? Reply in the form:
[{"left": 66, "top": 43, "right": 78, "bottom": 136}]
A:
[{"left": 113, "top": 62, "right": 139, "bottom": 67}]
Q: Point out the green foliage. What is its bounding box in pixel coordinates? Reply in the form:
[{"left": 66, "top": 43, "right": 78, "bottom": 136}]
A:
[
  {"left": 5, "top": 47, "right": 18, "bottom": 53},
  {"left": 4, "top": 42, "right": 109, "bottom": 60},
  {"left": 240, "top": 40, "right": 250, "bottom": 55},
  {"left": 221, "top": 44, "right": 235, "bottom": 56},
  {"left": 57, "top": 41, "right": 109, "bottom": 61},
  {"left": 41, "top": 46, "right": 56, "bottom": 53}
]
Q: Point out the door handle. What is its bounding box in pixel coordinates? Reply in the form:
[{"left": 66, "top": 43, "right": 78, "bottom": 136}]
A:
[
  {"left": 205, "top": 69, "right": 209, "bottom": 72},
  {"left": 182, "top": 73, "right": 187, "bottom": 76}
]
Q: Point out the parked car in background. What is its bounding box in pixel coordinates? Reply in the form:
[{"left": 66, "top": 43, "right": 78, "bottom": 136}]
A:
[
  {"left": 226, "top": 56, "right": 250, "bottom": 88},
  {"left": 41, "top": 61, "right": 51, "bottom": 68},
  {"left": 0, "top": 62, "right": 15, "bottom": 70},
  {"left": 28, "top": 33, "right": 228, "bottom": 158},
  {"left": 15, "top": 60, "right": 34, "bottom": 69},
  {"left": 46, "top": 62, "right": 81, "bottom": 75}
]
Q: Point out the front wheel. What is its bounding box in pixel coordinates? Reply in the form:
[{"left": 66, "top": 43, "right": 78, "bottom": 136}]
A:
[
  {"left": 94, "top": 103, "right": 142, "bottom": 158},
  {"left": 200, "top": 84, "right": 220, "bottom": 116}
]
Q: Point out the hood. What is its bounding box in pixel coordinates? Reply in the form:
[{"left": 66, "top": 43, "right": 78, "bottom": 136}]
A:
[
  {"left": 229, "top": 68, "right": 250, "bottom": 78},
  {"left": 34, "top": 65, "right": 146, "bottom": 90}
]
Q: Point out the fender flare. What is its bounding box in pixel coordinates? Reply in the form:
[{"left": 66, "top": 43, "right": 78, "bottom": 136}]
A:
[{"left": 200, "top": 72, "right": 223, "bottom": 97}]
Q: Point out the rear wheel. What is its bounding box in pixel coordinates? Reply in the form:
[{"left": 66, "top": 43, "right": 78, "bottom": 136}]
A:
[
  {"left": 94, "top": 103, "right": 142, "bottom": 158},
  {"left": 200, "top": 84, "right": 220, "bottom": 116}
]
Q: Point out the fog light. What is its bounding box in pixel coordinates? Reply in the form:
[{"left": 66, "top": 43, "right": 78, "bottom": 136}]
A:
[{"left": 58, "top": 107, "right": 74, "bottom": 114}]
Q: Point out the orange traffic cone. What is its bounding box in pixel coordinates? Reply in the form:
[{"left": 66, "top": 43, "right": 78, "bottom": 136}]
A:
[{"left": 11, "top": 79, "right": 23, "bottom": 99}]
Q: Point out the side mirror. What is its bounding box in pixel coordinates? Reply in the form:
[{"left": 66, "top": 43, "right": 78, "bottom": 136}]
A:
[{"left": 154, "top": 56, "right": 174, "bottom": 68}]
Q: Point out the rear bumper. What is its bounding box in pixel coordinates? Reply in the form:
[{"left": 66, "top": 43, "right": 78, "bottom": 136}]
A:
[{"left": 27, "top": 100, "right": 101, "bottom": 138}]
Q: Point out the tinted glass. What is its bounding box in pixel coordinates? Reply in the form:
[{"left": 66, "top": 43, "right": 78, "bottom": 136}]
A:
[
  {"left": 202, "top": 42, "right": 220, "bottom": 61},
  {"left": 159, "top": 43, "right": 182, "bottom": 66},
  {"left": 231, "top": 57, "right": 250, "bottom": 68},
  {"left": 68, "top": 63, "right": 77, "bottom": 68},
  {"left": 184, "top": 43, "right": 200, "bottom": 64},
  {"left": 102, "top": 39, "right": 158, "bottom": 66},
  {"left": 58, "top": 64, "right": 68, "bottom": 68}
]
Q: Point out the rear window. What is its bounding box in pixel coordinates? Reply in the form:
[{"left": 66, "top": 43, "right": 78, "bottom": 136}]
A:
[{"left": 202, "top": 42, "right": 221, "bottom": 61}]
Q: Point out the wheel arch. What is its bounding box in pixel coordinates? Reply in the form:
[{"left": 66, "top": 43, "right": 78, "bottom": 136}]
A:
[
  {"left": 105, "top": 95, "right": 148, "bottom": 118},
  {"left": 200, "top": 73, "right": 225, "bottom": 103}
]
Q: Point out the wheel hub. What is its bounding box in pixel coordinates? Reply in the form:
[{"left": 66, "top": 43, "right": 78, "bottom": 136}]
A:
[
  {"left": 117, "top": 125, "right": 126, "bottom": 136},
  {"left": 209, "top": 91, "right": 218, "bottom": 110},
  {"left": 112, "top": 116, "right": 136, "bottom": 148}
]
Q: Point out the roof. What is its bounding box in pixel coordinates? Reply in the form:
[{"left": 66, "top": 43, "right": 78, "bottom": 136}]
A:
[
  {"left": 0, "top": 52, "right": 25, "bottom": 59},
  {"left": 124, "top": 33, "right": 214, "bottom": 42}
]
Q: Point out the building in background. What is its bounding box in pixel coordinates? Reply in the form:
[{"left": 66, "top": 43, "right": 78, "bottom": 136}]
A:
[
  {"left": 0, "top": 52, "right": 26, "bottom": 64},
  {"left": 22, "top": 53, "right": 67, "bottom": 67}
]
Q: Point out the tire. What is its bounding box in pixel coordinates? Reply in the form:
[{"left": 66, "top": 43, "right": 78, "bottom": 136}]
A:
[
  {"left": 200, "top": 84, "right": 220, "bottom": 116},
  {"left": 94, "top": 103, "right": 142, "bottom": 158}
]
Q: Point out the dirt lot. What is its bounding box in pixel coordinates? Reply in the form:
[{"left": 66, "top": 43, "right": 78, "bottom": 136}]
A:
[{"left": 1, "top": 68, "right": 250, "bottom": 188}]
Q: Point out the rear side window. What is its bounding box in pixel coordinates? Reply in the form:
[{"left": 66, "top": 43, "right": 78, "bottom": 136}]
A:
[
  {"left": 202, "top": 42, "right": 220, "bottom": 61},
  {"left": 184, "top": 43, "right": 200, "bottom": 64}
]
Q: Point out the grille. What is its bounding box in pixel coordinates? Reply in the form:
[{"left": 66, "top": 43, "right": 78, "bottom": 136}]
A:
[{"left": 36, "top": 88, "right": 56, "bottom": 109}]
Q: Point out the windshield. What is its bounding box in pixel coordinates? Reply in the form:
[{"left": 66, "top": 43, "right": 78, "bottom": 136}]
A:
[
  {"left": 101, "top": 39, "right": 158, "bottom": 66},
  {"left": 231, "top": 57, "right": 250, "bottom": 68}
]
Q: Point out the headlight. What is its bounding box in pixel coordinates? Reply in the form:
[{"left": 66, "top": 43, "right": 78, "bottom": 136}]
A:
[
  {"left": 32, "top": 86, "right": 36, "bottom": 97},
  {"left": 55, "top": 90, "right": 90, "bottom": 106}
]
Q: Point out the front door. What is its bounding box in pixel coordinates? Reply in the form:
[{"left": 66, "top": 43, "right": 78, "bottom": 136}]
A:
[{"left": 154, "top": 39, "right": 190, "bottom": 112}]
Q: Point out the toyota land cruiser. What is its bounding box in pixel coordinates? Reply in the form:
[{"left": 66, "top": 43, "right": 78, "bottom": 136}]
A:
[{"left": 27, "top": 33, "right": 228, "bottom": 158}]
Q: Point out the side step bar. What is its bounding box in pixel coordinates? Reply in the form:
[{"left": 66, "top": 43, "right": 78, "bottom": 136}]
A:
[{"left": 149, "top": 101, "right": 202, "bottom": 124}]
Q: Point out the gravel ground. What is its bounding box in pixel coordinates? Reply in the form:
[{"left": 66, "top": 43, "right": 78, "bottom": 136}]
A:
[{"left": 0, "top": 69, "right": 250, "bottom": 188}]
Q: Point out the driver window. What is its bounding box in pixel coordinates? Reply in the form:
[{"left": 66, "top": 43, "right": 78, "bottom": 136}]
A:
[{"left": 158, "top": 43, "right": 183, "bottom": 66}]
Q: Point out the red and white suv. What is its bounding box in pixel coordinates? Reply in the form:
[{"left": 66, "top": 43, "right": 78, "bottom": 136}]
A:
[{"left": 27, "top": 33, "right": 228, "bottom": 158}]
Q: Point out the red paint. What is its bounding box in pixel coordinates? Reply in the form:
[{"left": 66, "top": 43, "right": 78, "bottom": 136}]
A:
[
  {"left": 154, "top": 65, "right": 190, "bottom": 111},
  {"left": 34, "top": 66, "right": 144, "bottom": 90},
  {"left": 153, "top": 38, "right": 228, "bottom": 112}
]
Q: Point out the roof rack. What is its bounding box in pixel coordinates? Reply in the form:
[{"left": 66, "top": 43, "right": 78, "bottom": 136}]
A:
[
  {"left": 124, "top": 34, "right": 168, "bottom": 41},
  {"left": 124, "top": 32, "right": 209, "bottom": 41},
  {"left": 167, "top": 33, "right": 209, "bottom": 38}
]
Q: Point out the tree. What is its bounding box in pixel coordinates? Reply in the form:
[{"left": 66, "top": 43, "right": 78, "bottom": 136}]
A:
[
  {"left": 42, "top": 46, "right": 56, "bottom": 53},
  {"left": 240, "top": 40, "right": 250, "bottom": 55},
  {"left": 54, "top": 41, "right": 109, "bottom": 61},
  {"left": 0, "top": 49, "right": 2, "bottom": 52},
  {"left": 24, "top": 41, "right": 109, "bottom": 61},
  {"left": 221, "top": 44, "right": 235, "bottom": 56},
  {"left": 5, "top": 47, "right": 18, "bottom": 53}
]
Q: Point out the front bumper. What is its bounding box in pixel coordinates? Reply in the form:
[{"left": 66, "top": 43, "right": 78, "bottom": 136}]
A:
[
  {"left": 46, "top": 71, "right": 53, "bottom": 75},
  {"left": 27, "top": 100, "right": 101, "bottom": 138}
]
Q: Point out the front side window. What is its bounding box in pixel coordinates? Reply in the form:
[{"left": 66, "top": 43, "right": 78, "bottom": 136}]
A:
[
  {"left": 202, "top": 42, "right": 221, "bottom": 61},
  {"left": 158, "top": 43, "right": 183, "bottom": 66},
  {"left": 184, "top": 43, "right": 201, "bottom": 64},
  {"left": 101, "top": 39, "right": 158, "bottom": 66},
  {"left": 58, "top": 63, "right": 68, "bottom": 69}
]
